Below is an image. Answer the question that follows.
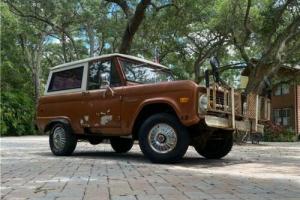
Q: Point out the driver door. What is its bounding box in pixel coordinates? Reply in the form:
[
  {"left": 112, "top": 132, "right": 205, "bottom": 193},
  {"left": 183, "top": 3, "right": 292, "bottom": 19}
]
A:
[{"left": 85, "top": 59, "right": 123, "bottom": 134}]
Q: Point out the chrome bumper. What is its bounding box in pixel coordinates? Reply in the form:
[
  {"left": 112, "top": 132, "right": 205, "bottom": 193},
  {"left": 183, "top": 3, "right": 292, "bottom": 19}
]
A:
[{"left": 205, "top": 115, "right": 264, "bottom": 133}]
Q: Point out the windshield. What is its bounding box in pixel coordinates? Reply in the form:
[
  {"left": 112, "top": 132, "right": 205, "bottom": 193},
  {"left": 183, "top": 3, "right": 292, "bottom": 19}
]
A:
[{"left": 120, "top": 59, "right": 174, "bottom": 84}]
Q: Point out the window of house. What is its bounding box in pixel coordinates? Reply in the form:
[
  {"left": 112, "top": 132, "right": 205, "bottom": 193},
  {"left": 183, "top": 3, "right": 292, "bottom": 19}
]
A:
[
  {"left": 87, "top": 59, "right": 121, "bottom": 90},
  {"left": 48, "top": 66, "right": 84, "bottom": 92},
  {"left": 274, "top": 83, "right": 289, "bottom": 96},
  {"left": 273, "top": 108, "right": 292, "bottom": 127}
]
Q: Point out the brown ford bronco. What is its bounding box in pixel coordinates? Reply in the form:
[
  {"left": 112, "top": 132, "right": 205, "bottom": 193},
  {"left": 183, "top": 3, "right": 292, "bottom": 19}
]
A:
[{"left": 36, "top": 53, "right": 270, "bottom": 163}]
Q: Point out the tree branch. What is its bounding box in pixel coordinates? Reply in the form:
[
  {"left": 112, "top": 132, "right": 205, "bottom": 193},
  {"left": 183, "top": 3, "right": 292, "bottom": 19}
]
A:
[
  {"left": 265, "top": 0, "right": 295, "bottom": 44},
  {"left": 243, "top": 0, "right": 252, "bottom": 45},
  {"left": 105, "top": 0, "right": 132, "bottom": 18},
  {"left": 263, "top": 14, "right": 300, "bottom": 63},
  {"left": 150, "top": 2, "right": 177, "bottom": 12},
  {"left": 232, "top": 32, "right": 250, "bottom": 64},
  {"left": 6, "top": 1, "right": 80, "bottom": 60}
]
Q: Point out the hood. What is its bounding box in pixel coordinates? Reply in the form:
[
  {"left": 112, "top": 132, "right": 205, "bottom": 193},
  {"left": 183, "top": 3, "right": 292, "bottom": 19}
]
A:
[{"left": 124, "top": 80, "right": 199, "bottom": 95}]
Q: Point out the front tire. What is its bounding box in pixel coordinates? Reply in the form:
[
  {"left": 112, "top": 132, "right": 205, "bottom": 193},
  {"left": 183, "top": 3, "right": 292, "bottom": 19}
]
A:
[
  {"left": 138, "top": 113, "right": 190, "bottom": 163},
  {"left": 110, "top": 137, "right": 134, "bottom": 153},
  {"left": 194, "top": 131, "right": 233, "bottom": 159},
  {"left": 49, "top": 123, "right": 77, "bottom": 156}
]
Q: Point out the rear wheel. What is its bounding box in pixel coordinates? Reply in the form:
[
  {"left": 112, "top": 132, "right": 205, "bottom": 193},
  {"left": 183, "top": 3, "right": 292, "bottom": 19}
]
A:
[
  {"left": 49, "top": 123, "right": 77, "bottom": 156},
  {"left": 194, "top": 131, "right": 233, "bottom": 159},
  {"left": 110, "top": 137, "right": 134, "bottom": 153},
  {"left": 138, "top": 113, "right": 190, "bottom": 163}
]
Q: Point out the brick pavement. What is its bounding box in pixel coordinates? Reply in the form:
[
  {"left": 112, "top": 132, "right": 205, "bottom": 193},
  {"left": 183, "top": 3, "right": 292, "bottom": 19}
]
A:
[{"left": 1, "top": 136, "right": 300, "bottom": 200}]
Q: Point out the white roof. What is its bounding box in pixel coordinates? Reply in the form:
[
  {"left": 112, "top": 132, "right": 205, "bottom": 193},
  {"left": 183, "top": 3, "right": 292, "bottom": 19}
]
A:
[{"left": 51, "top": 53, "right": 168, "bottom": 70}]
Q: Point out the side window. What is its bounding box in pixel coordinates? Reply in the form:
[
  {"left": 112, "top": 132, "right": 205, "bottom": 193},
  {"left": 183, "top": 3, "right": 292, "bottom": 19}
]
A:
[
  {"left": 87, "top": 59, "right": 121, "bottom": 90},
  {"left": 274, "top": 83, "right": 289, "bottom": 96},
  {"left": 282, "top": 84, "right": 289, "bottom": 95},
  {"left": 273, "top": 108, "right": 291, "bottom": 127},
  {"left": 48, "top": 66, "right": 83, "bottom": 92}
]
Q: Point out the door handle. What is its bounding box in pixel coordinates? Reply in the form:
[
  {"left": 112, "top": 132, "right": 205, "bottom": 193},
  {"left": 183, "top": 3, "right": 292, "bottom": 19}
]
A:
[
  {"left": 82, "top": 91, "right": 90, "bottom": 96},
  {"left": 103, "top": 86, "right": 115, "bottom": 98}
]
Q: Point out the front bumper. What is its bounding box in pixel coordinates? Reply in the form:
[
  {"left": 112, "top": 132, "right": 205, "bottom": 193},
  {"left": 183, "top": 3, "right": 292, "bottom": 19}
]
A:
[{"left": 204, "top": 115, "right": 264, "bottom": 133}]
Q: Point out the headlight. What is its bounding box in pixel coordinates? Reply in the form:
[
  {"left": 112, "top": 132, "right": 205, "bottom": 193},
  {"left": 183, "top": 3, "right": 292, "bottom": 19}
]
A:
[{"left": 198, "top": 94, "right": 208, "bottom": 113}]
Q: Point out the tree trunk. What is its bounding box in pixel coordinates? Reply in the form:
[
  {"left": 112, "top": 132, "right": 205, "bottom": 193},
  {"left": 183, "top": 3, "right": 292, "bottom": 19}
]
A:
[
  {"left": 119, "top": 0, "right": 151, "bottom": 54},
  {"left": 86, "top": 25, "right": 95, "bottom": 57},
  {"left": 32, "top": 37, "right": 44, "bottom": 106},
  {"left": 194, "top": 57, "right": 206, "bottom": 83},
  {"left": 32, "top": 64, "right": 40, "bottom": 106},
  {"left": 245, "top": 62, "right": 280, "bottom": 95},
  {"left": 61, "top": 32, "right": 68, "bottom": 62}
]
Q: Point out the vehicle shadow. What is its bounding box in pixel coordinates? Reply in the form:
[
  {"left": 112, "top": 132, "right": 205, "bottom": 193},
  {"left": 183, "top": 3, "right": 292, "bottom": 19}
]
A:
[
  {"left": 73, "top": 151, "right": 148, "bottom": 162},
  {"left": 37, "top": 150, "right": 251, "bottom": 167}
]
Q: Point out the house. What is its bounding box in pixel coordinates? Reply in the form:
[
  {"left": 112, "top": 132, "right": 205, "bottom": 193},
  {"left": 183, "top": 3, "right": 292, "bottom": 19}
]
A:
[
  {"left": 241, "top": 66, "right": 300, "bottom": 136},
  {"left": 271, "top": 67, "right": 300, "bottom": 136}
]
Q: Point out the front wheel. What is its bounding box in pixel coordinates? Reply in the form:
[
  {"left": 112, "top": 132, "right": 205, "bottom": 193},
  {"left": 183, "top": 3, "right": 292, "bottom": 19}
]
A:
[
  {"left": 194, "top": 131, "right": 233, "bottom": 159},
  {"left": 138, "top": 113, "right": 190, "bottom": 163},
  {"left": 49, "top": 123, "right": 77, "bottom": 156}
]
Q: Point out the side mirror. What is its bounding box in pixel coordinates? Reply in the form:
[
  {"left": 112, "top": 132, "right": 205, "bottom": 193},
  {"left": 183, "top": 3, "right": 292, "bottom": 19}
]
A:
[
  {"left": 210, "top": 56, "right": 220, "bottom": 83},
  {"left": 210, "top": 56, "right": 220, "bottom": 69},
  {"left": 205, "top": 70, "right": 210, "bottom": 88},
  {"left": 101, "top": 73, "right": 114, "bottom": 97},
  {"left": 101, "top": 73, "right": 110, "bottom": 87}
]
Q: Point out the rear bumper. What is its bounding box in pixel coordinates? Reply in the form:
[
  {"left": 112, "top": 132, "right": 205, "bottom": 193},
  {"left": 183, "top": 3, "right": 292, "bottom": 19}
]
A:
[{"left": 204, "top": 115, "right": 264, "bottom": 133}]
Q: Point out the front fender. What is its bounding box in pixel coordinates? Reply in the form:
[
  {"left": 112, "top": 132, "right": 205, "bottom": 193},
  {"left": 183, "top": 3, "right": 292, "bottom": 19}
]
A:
[{"left": 130, "top": 97, "right": 200, "bottom": 131}]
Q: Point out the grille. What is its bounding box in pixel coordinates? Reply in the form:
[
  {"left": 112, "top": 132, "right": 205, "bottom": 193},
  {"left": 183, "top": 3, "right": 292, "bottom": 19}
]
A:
[{"left": 210, "top": 92, "right": 225, "bottom": 105}]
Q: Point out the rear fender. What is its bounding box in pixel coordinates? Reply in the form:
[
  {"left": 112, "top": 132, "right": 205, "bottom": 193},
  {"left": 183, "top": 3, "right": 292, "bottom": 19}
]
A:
[{"left": 44, "top": 118, "right": 71, "bottom": 133}]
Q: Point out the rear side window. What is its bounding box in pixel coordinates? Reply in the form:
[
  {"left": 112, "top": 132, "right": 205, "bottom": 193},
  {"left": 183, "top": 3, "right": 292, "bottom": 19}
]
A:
[{"left": 48, "top": 66, "right": 84, "bottom": 92}]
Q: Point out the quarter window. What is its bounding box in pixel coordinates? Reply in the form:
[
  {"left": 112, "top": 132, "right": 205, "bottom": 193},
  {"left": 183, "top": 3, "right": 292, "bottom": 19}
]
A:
[
  {"left": 87, "top": 59, "right": 121, "bottom": 90},
  {"left": 48, "top": 66, "right": 83, "bottom": 92}
]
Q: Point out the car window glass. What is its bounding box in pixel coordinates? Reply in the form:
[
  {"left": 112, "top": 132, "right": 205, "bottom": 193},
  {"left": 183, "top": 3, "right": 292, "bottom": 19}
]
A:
[
  {"left": 48, "top": 66, "right": 83, "bottom": 92},
  {"left": 120, "top": 60, "right": 174, "bottom": 83},
  {"left": 88, "top": 60, "right": 121, "bottom": 90}
]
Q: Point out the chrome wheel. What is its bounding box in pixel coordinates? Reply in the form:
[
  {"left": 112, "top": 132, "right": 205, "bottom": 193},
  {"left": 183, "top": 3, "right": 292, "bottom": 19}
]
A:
[
  {"left": 148, "top": 123, "right": 177, "bottom": 154},
  {"left": 52, "top": 126, "right": 66, "bottom": 150}
]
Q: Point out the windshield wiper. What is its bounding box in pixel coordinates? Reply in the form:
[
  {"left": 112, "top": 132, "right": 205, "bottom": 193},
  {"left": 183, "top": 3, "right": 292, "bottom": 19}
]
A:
[{"left": 133, "top": 63, "right": 150, "bottom": 68}]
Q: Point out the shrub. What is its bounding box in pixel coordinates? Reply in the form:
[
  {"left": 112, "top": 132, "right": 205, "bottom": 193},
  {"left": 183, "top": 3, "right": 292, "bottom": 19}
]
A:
[
  {"left": 263, "top": 121, "right": 297, "bottom": 142},
  {"left": 0, "top": 91, "right": 36, "bottom": 136}
]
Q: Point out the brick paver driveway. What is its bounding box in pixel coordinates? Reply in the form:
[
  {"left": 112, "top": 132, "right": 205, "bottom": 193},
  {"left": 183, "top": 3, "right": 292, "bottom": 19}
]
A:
[{"left": 1, "top": 136, "right": 299, "bottom": 200}]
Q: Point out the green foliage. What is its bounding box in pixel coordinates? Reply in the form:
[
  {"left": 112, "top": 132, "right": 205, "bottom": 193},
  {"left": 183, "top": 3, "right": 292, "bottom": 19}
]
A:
[
  {"left": 1, "top": 2, "right": 36, "bottom": 135},
  {"left": 1, "top": 92, "right": 36, "bottom": 136}
]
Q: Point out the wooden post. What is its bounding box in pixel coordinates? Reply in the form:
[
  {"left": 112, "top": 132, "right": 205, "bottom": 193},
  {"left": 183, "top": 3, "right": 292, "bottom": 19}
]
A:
[
  {"left": 213, "top": 83, "right": 216, "bottom": 110},
  {"left": 254, "top": 95, "right": 259, "bottom": 132},
  {"left": 224, "top": 90, "right": 228, "bottom": 112},
  {"left": 231, "top": 87, "right": 235, "bottom": 128},
  {"left": 206, "top": 88, "right": 211, "bottom": 110}
]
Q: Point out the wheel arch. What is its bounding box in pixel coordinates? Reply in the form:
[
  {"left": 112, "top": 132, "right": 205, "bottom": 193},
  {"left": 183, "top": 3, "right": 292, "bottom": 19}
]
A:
[
  {"left": 131, "top": 102, "right": 179, "bottom": 140},
  {"left": 44, "top": 118, "right": 71, "bottom": 133}
]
